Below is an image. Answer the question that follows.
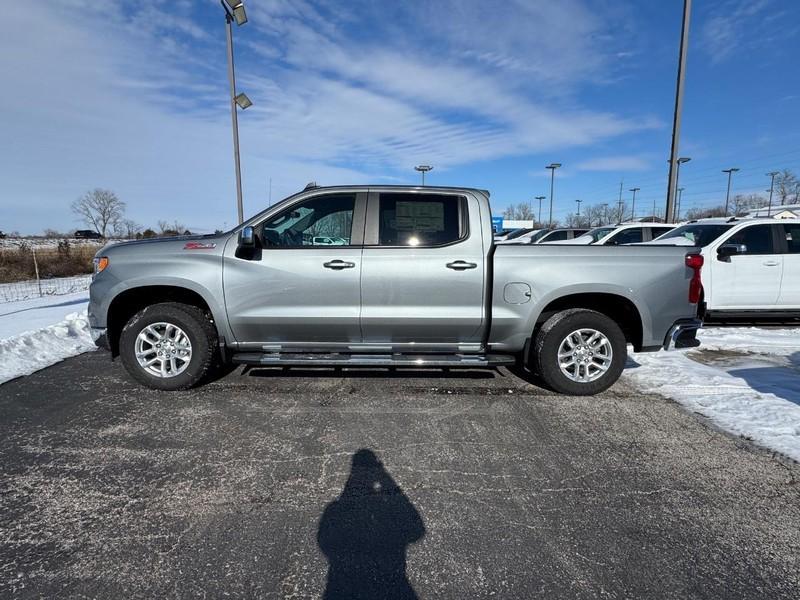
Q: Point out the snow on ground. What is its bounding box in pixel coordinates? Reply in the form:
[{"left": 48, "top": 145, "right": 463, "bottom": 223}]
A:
[
  {"left": 0, "top": 290, "right": 93, "bottom": 384},
  {"left": 625, "top": 327, "right": 800, "bottom": 462}
]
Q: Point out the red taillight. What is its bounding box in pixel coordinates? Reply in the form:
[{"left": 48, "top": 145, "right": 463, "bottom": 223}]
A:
[
  {"left": 685, "top": 254, "right": 704, "bottom": 270},
  {"left": 686, "top": 253, "right": 703, "bottom": 303}
]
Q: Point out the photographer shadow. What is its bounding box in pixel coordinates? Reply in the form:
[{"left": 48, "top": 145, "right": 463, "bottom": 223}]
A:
[{"left": 317, "top": 449, "right": 425, "bottom": 600}]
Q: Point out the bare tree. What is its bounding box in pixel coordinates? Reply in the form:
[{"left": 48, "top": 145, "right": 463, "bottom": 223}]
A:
[
  {"left": 116, "top": 219, "right": 142, "bottom": 239},
  {"left": 731, "top": 193, "right": 767, "bottom": 215},
  {"left": 684, "top": 205, "right": 728, "bottom": 220},
  {"left": 157, "top": 220, "right": 186, "bottom": 237},
  {"left": 775, "top": 169, "right": 798, "bottom": 206},
  {"left": 71, "top": 189, "right": 126, "bottom": 236},
  {"left": 502, "top": 203, "right": 535, "bottom": 221}
]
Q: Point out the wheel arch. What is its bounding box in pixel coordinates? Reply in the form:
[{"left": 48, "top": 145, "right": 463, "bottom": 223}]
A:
[
  {"left": 524, "top": 291, "right": 646, "bottom": 363},
  {"left": 106, "top": 284, "right": 222, "bottom": 357}
]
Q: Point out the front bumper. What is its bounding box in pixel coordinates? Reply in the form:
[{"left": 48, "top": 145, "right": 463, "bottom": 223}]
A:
[{"left": 663, "top": 318, "right": 702, "bottom": 350}]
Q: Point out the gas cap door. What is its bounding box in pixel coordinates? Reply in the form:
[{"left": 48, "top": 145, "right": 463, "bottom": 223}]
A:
[{"left": 504, "top": 282, "right": 532, "bottom": 304}]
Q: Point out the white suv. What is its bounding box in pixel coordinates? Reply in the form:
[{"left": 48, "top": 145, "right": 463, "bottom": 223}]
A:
[
  {"left": 651, "top": 217, "right": 800, "bottom": 318},
  {"left": 551, "top": 223, "right": 676, "bottom": 245}
]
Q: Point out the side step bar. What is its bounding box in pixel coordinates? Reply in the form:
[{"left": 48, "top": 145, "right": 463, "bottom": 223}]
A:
[{"left": 230, "top": 352, "right": 517, "bottom": 368}]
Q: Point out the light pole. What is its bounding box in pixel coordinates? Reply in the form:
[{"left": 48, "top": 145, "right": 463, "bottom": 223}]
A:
[
  {"left": 722, "top": 167, "right": 739, "bottom": 216},
  {"left": 669, "top": 157, "right": 691, "bottom": 221},
  {"left": 666, "top": 0, "right": 692, "bottom": 224},
  {"left": 575, "top": 199, "right": 582, "bottom": 223},
  {"left": 767, "top": 171, "right": 779, "bottom": 216},
  {"left": 676, "top": 187, "right": 685, "bottom": 221},
  {"left": 535, "top": 196, "right": 546, "bottom": 225},
  {"left": 629, "top": 187, "right": 640, "bottom": 221},
  {"left": 415, "top": 165, "right": 433, "bottom": 186},
  {"left": 546, "top": 163, "right": 561, "bottom": 227},
  {"left": 222, "top": 0, "right": 250, "bottom": 225},
  {"left": 600, "top": 203, "right": 609, "bottom": 226}
]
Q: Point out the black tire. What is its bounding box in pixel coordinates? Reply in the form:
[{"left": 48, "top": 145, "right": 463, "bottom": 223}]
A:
[
  {"left": 119, "top": 302, "right": 219, "bottom": 391},
  {"left": 532, "top": 308, "right": 627, "bottom": 396}
]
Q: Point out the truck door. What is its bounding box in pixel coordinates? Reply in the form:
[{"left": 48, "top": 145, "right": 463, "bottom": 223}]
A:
[
  {"left": 222, "top": 191, "right": 366, "bottom": 346},
  {"left": 709, "top": 224, "right": 782, "bottom": 309},
  {"left": 777, "top": 222, "right": 800, "bottom": 308},
  {"left": 359, "top": 191, "right": 486, "bottom": 349}
]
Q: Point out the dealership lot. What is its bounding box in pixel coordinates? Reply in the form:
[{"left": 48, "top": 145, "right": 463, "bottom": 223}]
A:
[{"left": 1, "top": 355, "right": 799, "bottom": 598}]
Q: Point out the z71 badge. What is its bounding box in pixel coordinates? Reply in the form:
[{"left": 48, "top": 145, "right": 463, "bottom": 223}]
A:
[{"left": 183, "top": 242, "right": 217, "bottom": 250}]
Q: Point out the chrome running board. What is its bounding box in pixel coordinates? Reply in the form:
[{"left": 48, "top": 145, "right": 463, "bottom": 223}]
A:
[{"left": 230, "top": 352, "right": 517, "bottom": 368}]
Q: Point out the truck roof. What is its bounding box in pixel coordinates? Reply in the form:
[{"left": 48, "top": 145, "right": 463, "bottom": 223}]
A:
[{"left": 299, "top": 183, "right": 491, "bottom": 197}]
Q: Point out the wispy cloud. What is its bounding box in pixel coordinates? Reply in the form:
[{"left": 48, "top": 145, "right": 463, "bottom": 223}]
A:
[
  {"left": 1, "top": 0, "right": 659, "bottom": 231},
  {"left": 575, "top": 156, "right": 651, "bottom": 172},
  {"left": 700, "top": 0, "right": 795, "bottom": 64}
]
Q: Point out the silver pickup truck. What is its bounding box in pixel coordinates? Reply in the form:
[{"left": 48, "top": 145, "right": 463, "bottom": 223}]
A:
[{"left": 89, "top": 185, "right": 703, "bottom": 395}]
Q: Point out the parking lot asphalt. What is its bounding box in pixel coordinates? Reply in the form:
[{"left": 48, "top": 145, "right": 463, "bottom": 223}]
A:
[{"left": 1, "top": 354, "right": 799, "bottom": 599}]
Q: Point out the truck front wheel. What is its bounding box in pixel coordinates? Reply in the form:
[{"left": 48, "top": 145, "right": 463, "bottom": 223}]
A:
[
  {"left": 119, "top": 302, "right": 219, "bottom": 391},
  {"left": 532, "top": 309, "right": 626, "bottom": 396}
]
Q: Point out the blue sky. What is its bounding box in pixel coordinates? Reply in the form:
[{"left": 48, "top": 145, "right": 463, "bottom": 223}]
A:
[{"left": 2, "top": 0, "right": 799, "bottom": 233}]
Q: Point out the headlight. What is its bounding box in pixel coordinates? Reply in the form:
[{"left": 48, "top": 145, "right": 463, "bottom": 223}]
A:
[{"left": 93, "top": 256, "right": 109, "bottom": 274}]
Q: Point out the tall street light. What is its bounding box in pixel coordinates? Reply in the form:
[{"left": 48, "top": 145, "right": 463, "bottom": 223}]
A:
[
  {"left": 546, "top": 163, "right": 561, "bottom": 227},
  {"left": 600, "top": 203, "right": 609, "bottom": 226},
  {"left": 669, "top": 157, "right": 691, "bottom": 221},
  {"left": 767, "top": 171, "right": 779, "bottom": 216},
  {"left": 666, "top": 0, "right": 692, "bottom": 224},
  {"left": 722, "top": 168, "right": 739, "bottom": 216},
  {"left": 676, "top": 187, "right": 685, "bottom": 221},
  {"left": 629, "top": 187, "right": 640, "bottom": 221},
  {"left": 535, "top": 196, "right": 546, "bottom": 225},
  {"left": 415, "top": 165, "right": 433, "bottom": 186},
  {"left": 222, "top": 0, "right": 250, "bottom": 225},
  {"left": 575, "top": 199, "right": 582, "bottom": 219}
]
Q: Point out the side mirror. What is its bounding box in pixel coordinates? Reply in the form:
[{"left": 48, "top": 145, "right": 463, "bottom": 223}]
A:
[
  {"left": 717, "top": 243, "right": 746, "bottom": 261},
  {"left": 238, "top": 225, "right": 255, "bottom": 249}
]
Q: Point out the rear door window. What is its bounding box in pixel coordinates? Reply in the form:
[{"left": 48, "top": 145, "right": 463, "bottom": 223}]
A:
[
  {"left": 782, "top": 224, "right": 800, "bottom": 253},
  {"left": 378, "top": 193, "right": 466, "bottom": 246}
]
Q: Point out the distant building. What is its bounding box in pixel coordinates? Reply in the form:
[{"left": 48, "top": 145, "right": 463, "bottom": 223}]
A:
[{"left": 745, "top": 203, "right": 800, "bottom": 219}]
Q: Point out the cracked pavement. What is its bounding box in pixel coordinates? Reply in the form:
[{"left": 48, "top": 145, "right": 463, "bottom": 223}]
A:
[{"left": 1, "top": 354, "right": 799, "bottom": 598}]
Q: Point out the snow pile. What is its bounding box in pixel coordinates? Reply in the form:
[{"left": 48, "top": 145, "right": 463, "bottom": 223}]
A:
[
  {"left": 0, "top": 309, "right": 95, "bottom": 385},
  {"left": 625, "top": 327, "right": 800, "bottom": 462},
  {"left": 0, "top": 290, "right": 94, "bottom": 385}
]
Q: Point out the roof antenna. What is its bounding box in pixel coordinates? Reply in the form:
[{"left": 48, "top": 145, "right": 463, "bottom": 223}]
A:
[{"left": 304, "top": 181, "right": 318, "bottom": 191}]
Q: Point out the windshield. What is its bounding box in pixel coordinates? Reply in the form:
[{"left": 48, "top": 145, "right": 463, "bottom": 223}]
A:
[
  {"left": 527, "top": 229, "right": 551, "bottom": 243},
  {"left": 654, "top": 224, "right": 734, "bottom": 247},
  {"left": 578, "top": 227, "right": 616, "bottom": 243},
  {"left": 503, "top": 228, "right": 532, "bottom": 240}
]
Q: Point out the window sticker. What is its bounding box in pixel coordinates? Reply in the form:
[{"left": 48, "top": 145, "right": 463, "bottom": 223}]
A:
[{"left": 394, "top": 201, "right": 445, "bottom": 232}]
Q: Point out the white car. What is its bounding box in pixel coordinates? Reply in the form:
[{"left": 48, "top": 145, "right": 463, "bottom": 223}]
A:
[
  {"left": 495, "top": 228, "right": 548, "bottom": 244},
  {"left": 499, "top": 228, "right": 590, "bottom": 245},
  {"left": 494, "top": 228, "right": 534, "bottom": 242},
  {"left": 650, "top": 217, "right": 800, "bottom": 318},
  {"left": 549, "top": 223, "right": 676, "bottom": 245}
]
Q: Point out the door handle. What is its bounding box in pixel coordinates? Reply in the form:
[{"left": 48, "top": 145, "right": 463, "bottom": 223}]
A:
[
  {"left": 446, "top": 260, "right": 478, "bottom": 270},
  {"left": 762, "top": 261, "right": 780, "bottom": 267},
  {"left": 323, "top": 260, "right": 356, "bottom": 270}
]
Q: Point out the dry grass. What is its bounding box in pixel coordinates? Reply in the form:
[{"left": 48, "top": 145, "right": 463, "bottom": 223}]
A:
[{"left": 0, "top": 242, "right": 96, "bottom": 283}]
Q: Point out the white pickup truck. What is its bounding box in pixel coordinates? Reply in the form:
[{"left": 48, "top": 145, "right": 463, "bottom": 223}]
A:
[{"left": 650, "top": 217, "right": 800, "bottom": 319}]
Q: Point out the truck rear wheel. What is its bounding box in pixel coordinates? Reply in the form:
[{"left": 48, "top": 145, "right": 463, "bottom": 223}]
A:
[
  {"left": 533, "top": 309, "right": 626, "bottom": 396},
  {"left": 119, "top": 302, "right": 218, "bottom": 391}
]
